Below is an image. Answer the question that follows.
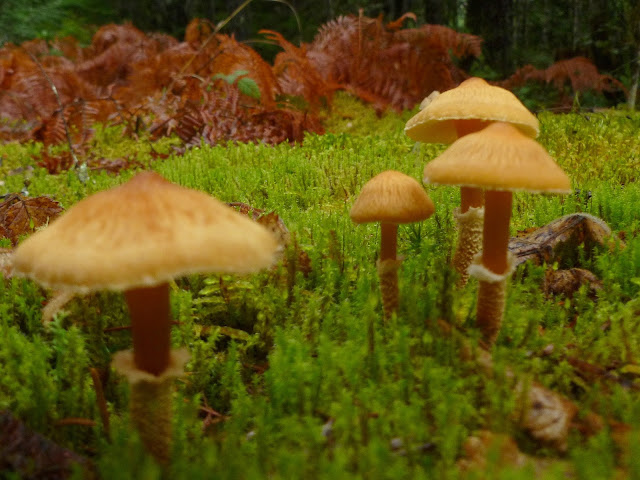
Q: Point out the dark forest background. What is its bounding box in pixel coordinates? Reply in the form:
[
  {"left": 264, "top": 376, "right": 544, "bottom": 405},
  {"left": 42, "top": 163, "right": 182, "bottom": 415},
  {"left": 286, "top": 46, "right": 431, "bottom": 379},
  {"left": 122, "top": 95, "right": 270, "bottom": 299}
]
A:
[{"left": 1, "top": 0, "right": 639, "bottom": 106}]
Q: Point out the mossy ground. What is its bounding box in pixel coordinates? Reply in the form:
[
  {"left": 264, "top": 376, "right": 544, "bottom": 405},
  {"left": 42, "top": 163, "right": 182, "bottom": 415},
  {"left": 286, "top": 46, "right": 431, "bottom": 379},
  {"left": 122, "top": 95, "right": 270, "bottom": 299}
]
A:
[{"left": 1, "top": 95, "right": 640, "bottom": 479}]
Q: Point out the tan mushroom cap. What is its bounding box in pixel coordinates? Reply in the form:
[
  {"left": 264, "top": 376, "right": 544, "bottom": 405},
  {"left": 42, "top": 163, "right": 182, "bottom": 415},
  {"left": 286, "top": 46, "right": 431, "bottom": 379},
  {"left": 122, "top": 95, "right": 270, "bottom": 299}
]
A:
[
  {"left": 12, "top": 172, "right": 280, "bottom": 293},
  {"left": 423, "top": 122, "right": 571, "bottom": 194},
  {"left": 350, "top": 170, "right": 435, "bottom": 224},
  {"left": 405, "top": 77, "right": 539, "bottom": 143}
]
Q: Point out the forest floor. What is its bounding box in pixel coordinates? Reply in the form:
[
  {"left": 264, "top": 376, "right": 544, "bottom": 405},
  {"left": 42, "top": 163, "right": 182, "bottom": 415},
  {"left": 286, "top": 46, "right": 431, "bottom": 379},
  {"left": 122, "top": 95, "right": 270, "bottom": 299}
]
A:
[{"left": 1, "top": 94, "right": 640, "bottom": 479}]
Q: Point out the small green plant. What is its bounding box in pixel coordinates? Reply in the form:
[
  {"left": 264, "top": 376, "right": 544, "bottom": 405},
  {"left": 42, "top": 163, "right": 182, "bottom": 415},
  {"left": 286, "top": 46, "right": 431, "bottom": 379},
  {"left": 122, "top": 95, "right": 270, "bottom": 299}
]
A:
[{"left": 212, "top": 70, "right": 262, "bottom": 100}]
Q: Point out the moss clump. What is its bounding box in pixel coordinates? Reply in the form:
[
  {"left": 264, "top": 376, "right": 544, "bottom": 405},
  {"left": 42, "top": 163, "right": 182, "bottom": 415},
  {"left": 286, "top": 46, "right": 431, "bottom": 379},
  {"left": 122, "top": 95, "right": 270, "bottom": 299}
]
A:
[{"left": 1, "top": 101, "right": 640, "bottom": 478}]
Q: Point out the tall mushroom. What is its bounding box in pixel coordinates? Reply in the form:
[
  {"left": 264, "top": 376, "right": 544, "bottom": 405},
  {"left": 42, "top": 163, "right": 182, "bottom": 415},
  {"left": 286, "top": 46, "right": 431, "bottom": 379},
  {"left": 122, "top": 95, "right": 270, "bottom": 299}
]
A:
[
  {"left": 423, "top": 123, "right": 571, "bottom": 345},
  {"left": 350, "top": 170, "right": 435, "bottom": 319},
  {"left": 405, "top": 77, "right": 540, "bottom": 285},
  {"left": 12, "top": 172, "right": 280, "bottom": 464}
]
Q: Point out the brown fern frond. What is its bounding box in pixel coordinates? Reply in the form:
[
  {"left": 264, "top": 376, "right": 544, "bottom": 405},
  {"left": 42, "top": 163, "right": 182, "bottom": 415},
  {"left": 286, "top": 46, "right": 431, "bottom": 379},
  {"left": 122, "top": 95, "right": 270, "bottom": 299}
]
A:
[
  {"left": 498, "top": 57, "right": 627, "bottom": 103},
  {"left": 37, "top": 112, "right": 68, "bottom": 146},
  {"left": 394, "top": 24, "right": 483, "bottom": 59},
  {"left": 19, "top": 39, "right": 50, "bottom": 57},
  {"left": 172, "top": 101, "right": 206, "bottom": 145},
  {"left": 115, "top": 42, "right": 199, "bottom": 105},
  {"left": 11, "top": 57, "right": 96, "bottom": 122},
  {"left": 76, "top": 24, "right": 162, "bottom": 89},
  {"left": 207, "top": 35, "right": 279, "bottom": 108},
  {"left": 261, "top": 29, "right": 336, "bottom": 110},
  {"left": 88, "top": 23, "right": 149, "bottom": 56},
  {"left": 385, "top": 12, "right": 417, "bottom": 31},
  {"left": 185, "top": 18, "right": 217, "bottom": 48},
  {"left": 49, "top": 36, "right": 85, "bottom": 62},
  {"left": 38, "top": 150, "right": 77, "bottom": 174},
  {"left": 35, "top": 99, "right": 117, "bottom": 147},
  {"left": 305, "top": 13, "right": 463, "bottom": 111},
  {"left": 76, "top": 41, "right": 148, "bottom": 88},
  {"left": 545, "top": 57, "right": 626, "bottom": 93}
]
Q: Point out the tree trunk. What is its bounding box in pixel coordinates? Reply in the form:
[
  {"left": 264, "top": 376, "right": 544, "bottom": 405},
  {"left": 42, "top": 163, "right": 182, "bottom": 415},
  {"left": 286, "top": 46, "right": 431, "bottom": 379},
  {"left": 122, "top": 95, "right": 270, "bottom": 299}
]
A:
[
  {"left": 628, "top": 44, "right": 640, "bottom": 110},
  {"left": 423, "top": 0, "right": 458, "bottom": 27},
  {"left": 466, "top": 0, "right": 514, "bottom": 76}
]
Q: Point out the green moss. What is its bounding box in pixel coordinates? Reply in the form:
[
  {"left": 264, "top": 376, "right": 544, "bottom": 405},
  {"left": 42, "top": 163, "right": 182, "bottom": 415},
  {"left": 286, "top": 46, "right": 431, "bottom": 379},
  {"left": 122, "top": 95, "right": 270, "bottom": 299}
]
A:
[{"left": 2, "top": 100, "right": 640, "bottom": 478}]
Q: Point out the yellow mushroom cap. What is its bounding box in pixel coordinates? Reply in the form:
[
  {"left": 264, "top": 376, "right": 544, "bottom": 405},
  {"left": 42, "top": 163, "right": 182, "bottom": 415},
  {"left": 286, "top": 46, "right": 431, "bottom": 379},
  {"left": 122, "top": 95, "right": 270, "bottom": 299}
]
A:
[
  {"left": 12, "top": 172, "right": 280, "bottom": 293},
  {"left": 405, "top": 77, "right": 539, "bottom": 143},
  {"left": 350, "top": 170, "right": 435, "bottom": 224},
  {"left": 423, "top": 122, "right": 571, "bottom": 194}
]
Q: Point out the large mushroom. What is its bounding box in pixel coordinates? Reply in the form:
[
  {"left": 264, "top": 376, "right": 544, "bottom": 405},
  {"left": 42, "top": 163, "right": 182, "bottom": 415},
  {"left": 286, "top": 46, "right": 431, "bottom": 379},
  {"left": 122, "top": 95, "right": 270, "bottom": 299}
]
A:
[
  {"left": 12, "top": 171, "right": 280, "bottom": 464},
  {"left": 405, "top": 77, "right": 540, "bottom": 285},
  {"left": 423, "top": 123, "right": 571, "bottom": 345},
  {"left": 350, "top": 170, "right": 435, "bottom": 318}
]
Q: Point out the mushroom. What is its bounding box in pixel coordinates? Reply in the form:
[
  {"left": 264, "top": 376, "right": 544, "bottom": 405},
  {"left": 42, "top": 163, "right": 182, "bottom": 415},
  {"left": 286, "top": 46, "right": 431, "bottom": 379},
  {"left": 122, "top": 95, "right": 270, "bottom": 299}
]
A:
[
  {"left": 423, "top": 123, "right": 570, "bottom": 345},
  {"left": 350, "top": 170, "right": 435, "bottom": 318},
  {"left": 405, "top": 77, "right": 540, "bottom": 286},
  {"left": 12, "top": 171, "right": 280, "bottom": 464}
]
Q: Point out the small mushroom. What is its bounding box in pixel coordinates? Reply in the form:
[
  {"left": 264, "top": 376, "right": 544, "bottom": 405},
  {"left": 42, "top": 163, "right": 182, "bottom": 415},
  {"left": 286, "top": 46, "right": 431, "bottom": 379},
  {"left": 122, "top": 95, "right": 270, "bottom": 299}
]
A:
[
  {"left": 424, "top": 123, "right": 570, "bottom": 345},
  {"left": 12, "top": 172, "right": 280, "bottom": 464},
  {"left": 406, "top": 77, "right": 540, "bottom": 286},
  {"left": 350, "top": 170, "right": 435, "bottom": 318}
]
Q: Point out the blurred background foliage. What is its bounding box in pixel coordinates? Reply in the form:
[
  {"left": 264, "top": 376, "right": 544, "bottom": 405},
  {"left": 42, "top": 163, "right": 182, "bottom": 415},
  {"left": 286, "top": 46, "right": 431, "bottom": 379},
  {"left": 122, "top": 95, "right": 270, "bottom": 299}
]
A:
[{"left": 1, "top": 0, "right": 639, "bottom": 101}]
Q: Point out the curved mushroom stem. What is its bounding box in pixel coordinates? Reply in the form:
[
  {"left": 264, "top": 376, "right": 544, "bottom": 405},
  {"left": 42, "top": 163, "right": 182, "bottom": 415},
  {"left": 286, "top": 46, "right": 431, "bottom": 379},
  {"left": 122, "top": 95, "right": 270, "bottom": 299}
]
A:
[
  {"left": 379, "top": 223, "right": 399, "bottom": 318},
  {"left": 125, "top": 283, "right": 171, "bottom": 376}
]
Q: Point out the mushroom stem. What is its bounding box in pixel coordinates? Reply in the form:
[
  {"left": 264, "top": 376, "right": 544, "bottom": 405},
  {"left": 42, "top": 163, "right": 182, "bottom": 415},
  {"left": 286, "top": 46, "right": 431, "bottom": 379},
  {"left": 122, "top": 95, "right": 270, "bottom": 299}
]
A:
[
  {"left": 460, "top": 187, "right": 484, "bottom": 213},
  {"left": 471, "top": 189, "right": 515, "bottom": 345},
  {"left": 112, "top": 349, "right": 190, "bottom": 466},
  {"left": 380, "top": 223, "right": 398, "bottom": 261},
  {"left": 476, "top": 274, "right": 509, "bottom": 345},
  {"left": 125, "top": 283, "right": 171, "bottom": 376},
  {"left": 377, "top": 258, "right": 402, "bottom": 319},
  {"left": 455, "top": 119, "right": 488, "bottom": 214},
  {"left": 482, "top": 190, "right": 513, "bottom": 275},
  {"left": 452, "top": 206, "right": 484, "bottom": 286},
  {"left": 379, "top": 223, "right": 399, "bottom": 319},
  {"left": 131, "top": 378, "right": 173, "bottom": 465}
]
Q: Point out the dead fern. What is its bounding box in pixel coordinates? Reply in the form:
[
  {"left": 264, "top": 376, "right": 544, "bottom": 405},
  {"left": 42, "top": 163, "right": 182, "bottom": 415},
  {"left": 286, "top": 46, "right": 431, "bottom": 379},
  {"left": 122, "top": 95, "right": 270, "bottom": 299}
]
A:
[
  {"left": 0, "top": 17, "right": 627, "bottom": 172},
  {"left": 263, "top": 29, "right": 337, "bottom": 111},
  {"left": 499, "top": 56, "right": 627, "bottom": 108},
  {"left": 280, "top": 12, "right": 481, "bottom": 112}
]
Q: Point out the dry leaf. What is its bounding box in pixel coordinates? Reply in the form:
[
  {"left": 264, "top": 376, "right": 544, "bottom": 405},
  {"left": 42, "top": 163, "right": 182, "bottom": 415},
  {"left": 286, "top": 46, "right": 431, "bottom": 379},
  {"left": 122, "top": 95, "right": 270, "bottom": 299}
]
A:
[
  {"left": 515, "top": 381, "right": 578, "bottom": 451},
  {"left": 458, "top": 430, "right": 572, "bottom": 478},
  {"left": 228, "top": 202, "right": 291, "bottom": 248},
  {"left": 256, "top": 211, "right": 290, "bottom": 246},
  {"left": 0, "top": 194, "right": 63, "bottom": 245},
  {"left": 543, "top": 267, "right": 602, "bottom": 298},
  {"left": 458, "top": 431, "right": 529, "bottom": 471}
]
